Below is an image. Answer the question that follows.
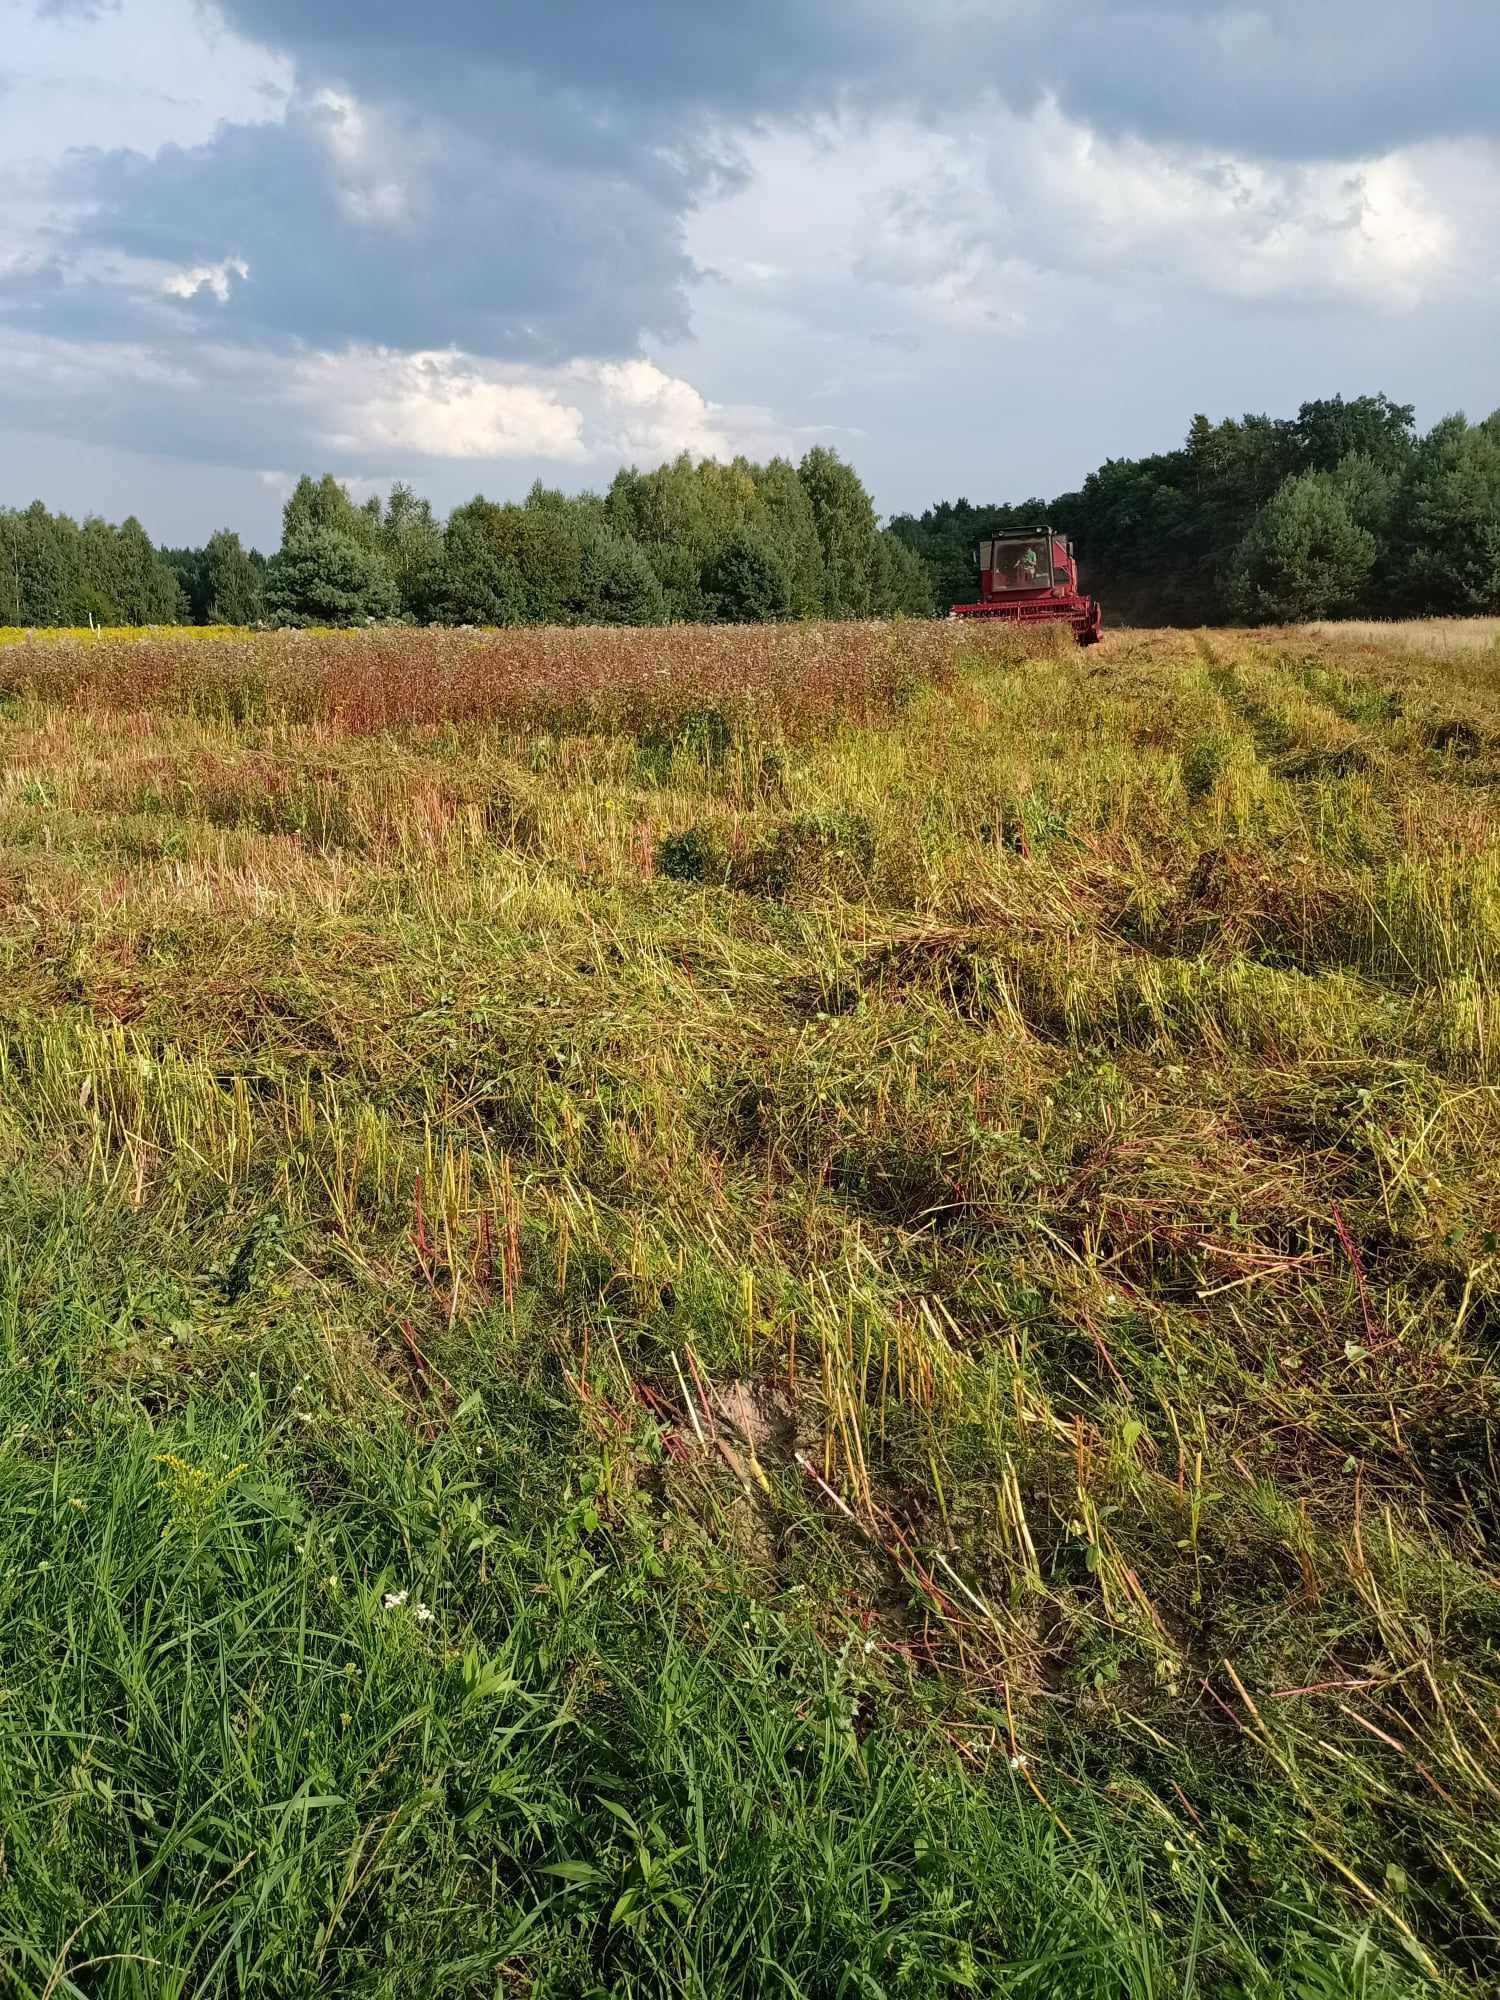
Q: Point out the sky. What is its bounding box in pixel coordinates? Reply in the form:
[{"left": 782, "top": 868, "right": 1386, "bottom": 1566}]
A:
[{"left": 2, "top": 0, "right": 1497, "bottom": 549}]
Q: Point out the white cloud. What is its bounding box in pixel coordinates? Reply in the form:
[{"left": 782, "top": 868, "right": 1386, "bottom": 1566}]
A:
[
  {"left": 305, "top": 348, "right": 589, "bottom": 460},
  {"left": 579, "top": 358, "right": 734, "bottom": 459},
  {"left": 290, "top": 346, "right": 790, "bottom": 466},
  {"left": 163, "top": 257, "right": 250, "bottom": 304},
  {"left": 0, "top": 324, "right": 788, "bottom": 478},
  {"left": 307, "top": 88, "right": 419, "bottom": 230},
  {"left": 979, "top": 102, "right": 1456, "bottom": 311},
  {"left": 689, "top": 102, "right": 1485, "bottom": 340}
]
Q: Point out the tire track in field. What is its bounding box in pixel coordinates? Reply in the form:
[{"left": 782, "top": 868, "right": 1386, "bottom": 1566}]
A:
[{"left": 1193, "top": 631, "right": 1300, "bottom": 763}]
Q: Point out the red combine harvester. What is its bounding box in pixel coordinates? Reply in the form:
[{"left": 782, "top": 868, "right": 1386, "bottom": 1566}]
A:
[{"left": 950, "top": 526, "right": 1102, "bottom": 644}]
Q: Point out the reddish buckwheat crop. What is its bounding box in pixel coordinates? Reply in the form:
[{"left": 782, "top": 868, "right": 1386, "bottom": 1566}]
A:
[{"left": 0, "top": 616, "right": 1041, "bottom": 736}]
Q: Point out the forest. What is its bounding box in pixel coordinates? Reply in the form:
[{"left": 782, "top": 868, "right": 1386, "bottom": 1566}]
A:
[
  {"left": 0, "top": 450, "right": 930, "bottom": 630},
  {"left": 892, "top": 394, "right": 1500, "bottom": 625},
  {"left": 3, "top": 394, "right": 1498, "bottom": 628}
]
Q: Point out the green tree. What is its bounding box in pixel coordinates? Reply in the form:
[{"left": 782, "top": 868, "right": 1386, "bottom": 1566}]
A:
[
  {"left": 798, "top": 448, "right": 880, "bottom": 617},
  {"left": 281, "top": 473, "right": 383, "bottom": 551},
  {"left": 114, "top": 517, "right": 184, "bottom": 624},
  {"left": 1291, "top": 393, "right": 1416, "bottom": 474},
  {"left": 576, "top": 522, "right": 666, "bottom": 625},
  {"left": 197, "top": 529, "right": 265, "bottom": 625},
  {"left": 431, "top": 500, "right": 529, "bottom": 625},
  {"left": 707, "top": 532, "right": 795, "bottom": 622},
  {"left": 433, "top": 496, "right": 592, "bottom": 625},
  {"left": 752, "top": 458, "right": 826, "bottom": 617},
  {"left": 870, "top": 529, "right": 933, "bottom": 616},
  {"left": 1059, "top": 457, "right": 1210, "bottom": 623},
  {"left": 1, "top": 504, "right": 183, "bottom": 628},
  {"left": 4, "top": 504, "right": 76, "bottom": 626},
  {"left": 1328, "top": 453, "right": 1402, "bottom": 540},
  {"left": 1226, "top": 471, "right": 1376, "bottom": 622},
  {"left": 606, "top": 455, "right": 763, "bottom": 622},
  {"left": 1392, "top": 412, "right": 1500, "bottom": 614},
  {"left": 271, "top": 474, "right": 399, "bottom": 625},
  {"left": 0, "top": 514, "right": 23, "bottom": 625},
  {"left": 76, "top": 516, "right": 126, "bottom": 624},
  {"left": 607, "top": 468, "right": 710, "bottom": 620},
  {"left": 518, "top": 491, "right": 590, "bottom": 620},
  {"left": 1185, "top": 413, "right": 1227, "bottom": 490},
  {"left": 380, "top": 484, "right": 445, "bottom": 620},
  {"left": 160, "top": 546, "right": 203, "bottom": 620},
  {"left": 264, "top": 532, "right": 401, "bottom": 626}
]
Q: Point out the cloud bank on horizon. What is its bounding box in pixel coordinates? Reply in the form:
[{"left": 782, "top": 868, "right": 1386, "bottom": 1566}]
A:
[{"left": 2, "top": 0, "right": 1496, "bottom": 544}]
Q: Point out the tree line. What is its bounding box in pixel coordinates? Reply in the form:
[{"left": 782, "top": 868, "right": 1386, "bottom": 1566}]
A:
[
  {"left": 1, "top": 449, "right": 932, "bottom": 629},
  {"left": 6, "top": 396, "right": 1497, "bottom": 630},
  {"left": 889, "top": 395, "right": 1500, "bottom": 625},
  {"left": 0, "top": 507, "right": 186, "bottom": 628}
]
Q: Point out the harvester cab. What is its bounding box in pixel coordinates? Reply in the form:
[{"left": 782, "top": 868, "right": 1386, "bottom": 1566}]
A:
[{"left": 950, "top": 526, "right": 1102, "bottom": 644}]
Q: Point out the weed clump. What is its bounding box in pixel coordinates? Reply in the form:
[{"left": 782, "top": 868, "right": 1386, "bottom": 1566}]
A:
[
  {"left": 1276, "top": 742, "right": 1373, "bottom": 780},
  {"left": 738, "top": 808, "right": 877, "bottom": 899},
  {"left": 656, "top": 821, "right": 731, "bottom": 884},
  {"left": 637, "top": 702, "right": 738, "bottom": 781},
  {"left": 1424, "top": 717, "right": 1485, "bottom": 758},
  {"left": 659, "top": 809, "right": 877, "bottom": 898},
  {"left": 996, "top": 790, "right": 1072, "bottom": 854},
  {"left": 1181, "top": 732, "right": 1235, "bottom": 800}
]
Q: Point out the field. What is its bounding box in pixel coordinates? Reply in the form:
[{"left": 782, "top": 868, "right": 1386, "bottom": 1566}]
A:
[
  {"left": 1, "top": 616, "right": 1498, "bottom": 1999},
  {"left": 1306, "top": 622, "right": 1500, "bottom": 661}
]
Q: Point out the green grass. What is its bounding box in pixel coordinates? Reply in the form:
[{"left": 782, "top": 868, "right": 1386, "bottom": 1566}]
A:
[{"left": 0, "top": 619, "right": 1496, "bottom": 1996}]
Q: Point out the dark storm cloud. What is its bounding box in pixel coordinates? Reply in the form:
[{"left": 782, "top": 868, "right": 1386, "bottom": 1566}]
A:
[
  {"left": 211, "top": 0, "right": 1500, "bottom": 159},
  {"left": 8, "top": 0, "right": 1495, "bottom": 506},
  {"left": 16, "top": 0, "right": 1493, "bottom": 377},
  {"left": 1050, "top": 3, "right": 1500, "bottom": 159},
  {"left": 42, "top": 91, "right": 704, "bottom": 360}
]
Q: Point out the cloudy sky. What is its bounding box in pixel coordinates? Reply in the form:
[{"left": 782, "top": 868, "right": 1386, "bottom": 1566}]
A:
[{"left": 2, "top": 0, "right": 1496, "bottom": 548}]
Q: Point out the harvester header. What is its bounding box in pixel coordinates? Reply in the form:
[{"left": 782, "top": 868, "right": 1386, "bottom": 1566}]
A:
[{"left": 950, "top": 527, "right": 1102, "bottom": 644}]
